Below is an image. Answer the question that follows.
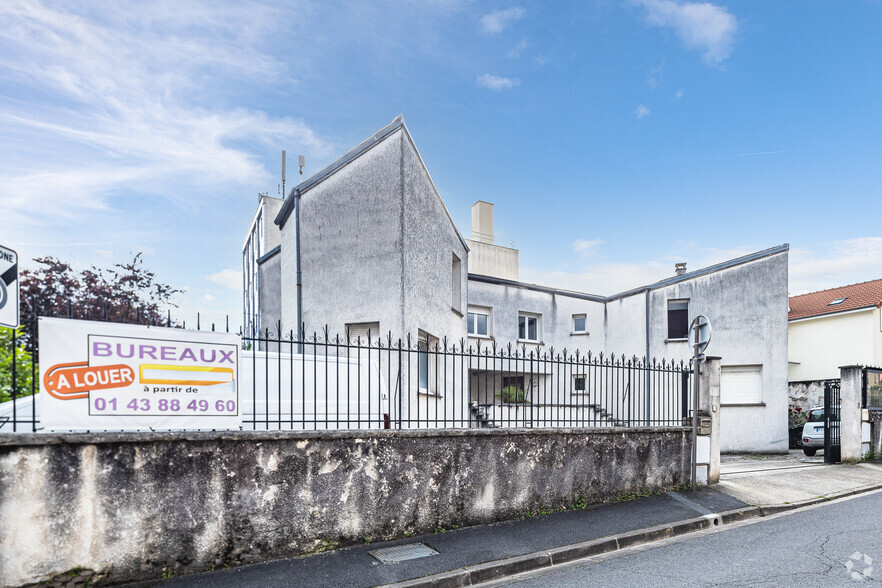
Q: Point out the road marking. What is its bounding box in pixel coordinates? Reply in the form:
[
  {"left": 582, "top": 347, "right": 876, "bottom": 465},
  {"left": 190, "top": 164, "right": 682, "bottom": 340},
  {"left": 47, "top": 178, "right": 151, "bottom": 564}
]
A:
[{"left": 721, "top": 463, "right": 826, "bottom": 476}]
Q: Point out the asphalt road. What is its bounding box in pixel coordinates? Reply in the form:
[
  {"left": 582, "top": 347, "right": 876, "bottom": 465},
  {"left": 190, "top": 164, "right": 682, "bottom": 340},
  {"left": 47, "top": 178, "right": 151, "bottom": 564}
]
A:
[{"left": 505, "top": 490, "right": 882, "bottom": 587}]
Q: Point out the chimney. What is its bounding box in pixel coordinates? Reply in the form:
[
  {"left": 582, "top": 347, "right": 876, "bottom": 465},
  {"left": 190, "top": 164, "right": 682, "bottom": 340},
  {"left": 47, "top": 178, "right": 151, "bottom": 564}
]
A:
[
  {"left": 471, "top": 201, "right": 494, "bottom": 244},
  {"left": 675, "top": 262, "right": 687, "bottom": 276}
]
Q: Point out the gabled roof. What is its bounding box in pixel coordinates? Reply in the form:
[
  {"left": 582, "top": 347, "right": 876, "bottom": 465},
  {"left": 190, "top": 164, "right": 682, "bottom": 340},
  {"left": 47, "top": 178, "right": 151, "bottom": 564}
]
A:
[
  {"left": 273, "top": 115, "right": 469, "bottom": 250},
  {"left": 788, "top": 278, "right": 882, "bottom": 321}
]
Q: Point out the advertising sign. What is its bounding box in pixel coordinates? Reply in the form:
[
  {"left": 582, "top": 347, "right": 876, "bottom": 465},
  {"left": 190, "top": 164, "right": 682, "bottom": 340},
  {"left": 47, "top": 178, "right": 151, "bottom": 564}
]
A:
[
  {"left": 40, "top": 317, "right": 240, "bottom": 431},
  {"left": 0, "top": 244, "right": 18, "bottom": 329}
]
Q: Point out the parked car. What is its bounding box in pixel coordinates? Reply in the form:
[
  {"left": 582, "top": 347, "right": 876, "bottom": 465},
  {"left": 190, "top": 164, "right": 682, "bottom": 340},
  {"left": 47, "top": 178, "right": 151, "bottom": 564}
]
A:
[{"left": 801, "top": 405, "right": 838, "bottom": 456}]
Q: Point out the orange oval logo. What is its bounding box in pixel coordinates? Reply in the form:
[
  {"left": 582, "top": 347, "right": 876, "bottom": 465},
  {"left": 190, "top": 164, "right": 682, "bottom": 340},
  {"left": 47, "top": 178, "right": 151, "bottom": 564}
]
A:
[{"left": 43, "top": 362, "right": 136, "bottom": 400}]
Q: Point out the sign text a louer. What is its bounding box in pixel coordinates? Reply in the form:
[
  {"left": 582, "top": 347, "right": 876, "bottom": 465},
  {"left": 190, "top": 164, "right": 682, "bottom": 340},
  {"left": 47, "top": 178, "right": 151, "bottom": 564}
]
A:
[{"left": 40, "top": 317, "right": 240, "bottom": 431}]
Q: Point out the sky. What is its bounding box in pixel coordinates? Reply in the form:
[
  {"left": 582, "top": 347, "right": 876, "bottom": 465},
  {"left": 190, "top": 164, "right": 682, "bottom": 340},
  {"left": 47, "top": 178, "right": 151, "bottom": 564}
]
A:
[{"left": 1, "top": 0, "right": 881, "bottom": 327}]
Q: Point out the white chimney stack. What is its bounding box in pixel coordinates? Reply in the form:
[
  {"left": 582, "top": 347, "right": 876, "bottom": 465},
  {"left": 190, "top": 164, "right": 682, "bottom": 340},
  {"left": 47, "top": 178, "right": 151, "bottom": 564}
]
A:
[
  {"left": 675, "top": 262, "right": 687, "bottom": 276},
  {"left": 471, "top": 201, "right": 494, "bottom": 244}
]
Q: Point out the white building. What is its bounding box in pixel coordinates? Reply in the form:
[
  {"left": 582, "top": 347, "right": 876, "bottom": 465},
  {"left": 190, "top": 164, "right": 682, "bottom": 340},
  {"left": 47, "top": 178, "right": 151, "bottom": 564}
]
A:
[{"left": 243, "top": 116, "right": 790, "bottom": 452}]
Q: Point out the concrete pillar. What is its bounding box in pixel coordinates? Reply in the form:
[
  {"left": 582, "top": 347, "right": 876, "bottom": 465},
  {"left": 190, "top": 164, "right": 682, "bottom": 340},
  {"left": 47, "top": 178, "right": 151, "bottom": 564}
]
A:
[
  {"left": 698, "top": 356, "right": 721, "bottom": 484},
  {"left": 839, "top": 365, "right": 864, "bottom": 462}
]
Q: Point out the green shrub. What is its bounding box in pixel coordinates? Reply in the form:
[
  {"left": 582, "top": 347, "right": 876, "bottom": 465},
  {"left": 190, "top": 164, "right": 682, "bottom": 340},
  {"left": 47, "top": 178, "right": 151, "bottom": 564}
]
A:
[{"left": 500, "top": 386, "right": 526, "bottom": 403}]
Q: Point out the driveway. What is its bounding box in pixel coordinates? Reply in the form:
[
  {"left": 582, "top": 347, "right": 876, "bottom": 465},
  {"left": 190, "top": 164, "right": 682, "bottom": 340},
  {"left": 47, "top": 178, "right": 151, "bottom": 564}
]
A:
[{"left": 717, "top": 450, "right": 882, "bottom": 506}]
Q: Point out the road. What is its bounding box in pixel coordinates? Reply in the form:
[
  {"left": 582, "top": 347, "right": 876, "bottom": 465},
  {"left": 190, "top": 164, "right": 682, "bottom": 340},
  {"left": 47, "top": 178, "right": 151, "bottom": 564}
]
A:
[{"left": 504, "top": 490, "right": 882, "bottom": 587}]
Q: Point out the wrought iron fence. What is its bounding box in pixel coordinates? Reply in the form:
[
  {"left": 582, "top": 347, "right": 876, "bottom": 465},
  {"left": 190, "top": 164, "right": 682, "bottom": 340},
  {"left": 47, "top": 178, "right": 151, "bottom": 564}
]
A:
[
  {"left": 0, "top": 306, "right": 694, "bottom": 432},
  {"left": 240, "top": 325, "right": 692, "bottom": 431}
]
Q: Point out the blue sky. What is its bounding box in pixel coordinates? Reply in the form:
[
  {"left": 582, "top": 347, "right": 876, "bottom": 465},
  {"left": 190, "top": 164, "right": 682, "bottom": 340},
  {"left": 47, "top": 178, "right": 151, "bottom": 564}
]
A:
[{"left": 2, "top": 0, "right": 881, "bottom": 327}]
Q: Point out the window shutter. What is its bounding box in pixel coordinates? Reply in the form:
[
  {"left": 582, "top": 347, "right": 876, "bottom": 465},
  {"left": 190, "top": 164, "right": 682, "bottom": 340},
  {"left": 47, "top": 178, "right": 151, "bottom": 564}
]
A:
[{"left": 721, "top": 366, "right": 762, "bottom": 404}]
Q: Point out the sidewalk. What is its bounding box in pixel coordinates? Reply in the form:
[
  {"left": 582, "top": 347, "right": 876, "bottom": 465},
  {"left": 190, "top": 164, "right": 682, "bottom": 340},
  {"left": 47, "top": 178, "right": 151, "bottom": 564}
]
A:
[
  {"left": 154, "top": 453, "right": 882, "bottom": 587},
  {"left": 155, "top": 487, "right": 746, "bottom": 588}
]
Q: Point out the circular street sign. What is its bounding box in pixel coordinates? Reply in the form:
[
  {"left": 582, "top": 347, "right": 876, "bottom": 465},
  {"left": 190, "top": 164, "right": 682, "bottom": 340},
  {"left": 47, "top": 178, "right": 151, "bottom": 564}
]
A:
[{"left": 689, "top": 315, "right": 711, "bottom": 354}]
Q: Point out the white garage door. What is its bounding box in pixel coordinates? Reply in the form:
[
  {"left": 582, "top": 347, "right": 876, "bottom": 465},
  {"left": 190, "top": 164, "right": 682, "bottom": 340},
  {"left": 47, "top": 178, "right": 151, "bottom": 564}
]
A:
[{"left": 721, "top": 365, "right": 763, "bottom": 404}]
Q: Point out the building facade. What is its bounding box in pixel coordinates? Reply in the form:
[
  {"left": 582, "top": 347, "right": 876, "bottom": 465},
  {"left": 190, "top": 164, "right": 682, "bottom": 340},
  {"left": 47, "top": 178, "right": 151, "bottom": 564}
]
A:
[{"left": 243, "top": 116, "right": 790, "bottom": 452}]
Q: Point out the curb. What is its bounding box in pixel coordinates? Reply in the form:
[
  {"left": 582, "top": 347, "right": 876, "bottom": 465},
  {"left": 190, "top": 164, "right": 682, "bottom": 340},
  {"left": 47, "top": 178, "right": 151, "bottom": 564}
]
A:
[
  {"left": 757, "top": 482, "right": 882, "bottom": 516},
  {"left": 382, "top": 484, "right": 882, "bottom": 588}
]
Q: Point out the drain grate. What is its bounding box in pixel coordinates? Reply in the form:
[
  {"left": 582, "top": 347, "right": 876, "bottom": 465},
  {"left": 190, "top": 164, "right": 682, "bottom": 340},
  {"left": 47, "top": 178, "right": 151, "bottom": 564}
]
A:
[{"left": 368, "top": 542, "right": 439, "bottom": 564}]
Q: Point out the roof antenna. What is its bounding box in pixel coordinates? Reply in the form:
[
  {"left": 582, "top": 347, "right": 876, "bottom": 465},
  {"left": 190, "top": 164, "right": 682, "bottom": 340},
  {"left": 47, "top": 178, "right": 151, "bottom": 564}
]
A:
[
  {"left": 299, "top": 154, "right": 305, "bottom": 183},
  {"left": 281, "top": 149, "right": 287, "bottom": 197}
]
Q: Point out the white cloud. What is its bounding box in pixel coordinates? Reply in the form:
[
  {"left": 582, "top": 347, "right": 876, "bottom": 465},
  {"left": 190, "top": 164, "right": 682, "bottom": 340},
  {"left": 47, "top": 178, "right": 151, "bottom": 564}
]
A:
[
  {"left": 647, "top": 61, "right": 664, "bottom": 87},
  {"left": 637, "top": 0, "right": 737, "bottom": 67},
  {"left": 675, "top": 88, "right": 686, "bottom": 99},
  {"left": 477, "top": 73, "right": 521, "bottom": 90},
  {"left": 203, "top": 292, "right": 215, "bottom": 302},
  {"left": 522, "top": 238, "right": 882, "bottom": 299},
  {"left": 0, "top": 0, "right": 332, "bottom": 224},
  {"left": 572, "top": 239, "right": 603, "bottom": 257},
  {"left": 208, "top": 268, "right": 242, "bottom": 291},
  {"left": 789, "top": 238, "right": 882, "bottom": 295},
  {"left": 522, "top": 244, "right": 758, "bottom": 296},
  {"left": 480, "top": 7, "right": 525, "bottom": 34},
  {"left": 635, "top": 104, "right": 651, "bottom": 119},
  {"left": 507, "top": 39, "right": 528, "bottom": 58}
]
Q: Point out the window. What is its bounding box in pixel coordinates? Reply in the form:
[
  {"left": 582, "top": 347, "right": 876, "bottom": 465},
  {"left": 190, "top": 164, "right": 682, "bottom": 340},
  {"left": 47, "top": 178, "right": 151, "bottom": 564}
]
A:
[
  {"left": 418, "top": 330, "right": 439, "bottom": 395},
  {"left": 467, "top": 309, "right": 490, "bottom": 337},
  {"left": 828, "top": 297, "right": 846, "bottom": 306},
  {"left": 573, "top": 314, "right": 587, "bottom": 334},
  {"left": 573, "top": 374, "right": 587, "bottom": 394},
  {"left": 452, "top": 253, "right": 462, "bottom": 313},
  {"left": 720, "top": 365, "right": 763, "bottom": 405},
  {"left": 418, "top": 338, "right": 429, "bottom": 392},
  {"left": 518, "top": 313, "right": 540, "bottom": 342},
  {"left": 867, "top": 371, "right": 882, "bottom": 408},
  {"left": 243, "top": 205, "right": 265, "bottom": 336},
  {"left": 667, "top": 300, "right": 689, "bottom": 340},
  {"left": 502, "top": 376, "right": 522, "bottom": 388},
  {"left": 346, "top": 322, "right": 380, "bottom": 345}
]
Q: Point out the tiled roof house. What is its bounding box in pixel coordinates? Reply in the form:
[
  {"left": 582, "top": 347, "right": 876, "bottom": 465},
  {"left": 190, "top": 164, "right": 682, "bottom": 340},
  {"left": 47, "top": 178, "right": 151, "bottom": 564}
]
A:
[{"left": 788, "top": 278, "right": 882, "bottom": 382}]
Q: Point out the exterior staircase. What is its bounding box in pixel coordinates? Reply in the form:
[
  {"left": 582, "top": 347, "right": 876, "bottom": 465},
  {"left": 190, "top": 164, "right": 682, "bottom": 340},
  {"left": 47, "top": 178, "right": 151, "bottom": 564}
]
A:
[
  {"left": 469, "top": 401, "right": 498, "bottom": 428},
  {"left": 469, "top": 400, "right": 625, "bottom": 428}
]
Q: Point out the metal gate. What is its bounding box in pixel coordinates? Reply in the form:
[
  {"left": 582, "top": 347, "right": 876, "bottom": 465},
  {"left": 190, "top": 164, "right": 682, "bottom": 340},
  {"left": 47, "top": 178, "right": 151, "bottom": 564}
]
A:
[{"left": 824, "top": 381, "right": 841, "bottom": 464}]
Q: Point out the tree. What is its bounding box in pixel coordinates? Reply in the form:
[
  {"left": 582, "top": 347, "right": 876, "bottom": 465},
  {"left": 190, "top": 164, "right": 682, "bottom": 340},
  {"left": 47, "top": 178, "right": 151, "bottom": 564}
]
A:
[
  {"left": 18, "top": 253, "right": 182, "bottom": 348},
  {"left": 0, "top": 326, "right": 35, "bottom": 402}
]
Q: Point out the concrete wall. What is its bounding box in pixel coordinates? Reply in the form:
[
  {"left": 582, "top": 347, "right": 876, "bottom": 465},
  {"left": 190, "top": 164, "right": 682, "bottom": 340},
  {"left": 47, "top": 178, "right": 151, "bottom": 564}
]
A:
[
  {"left": 603, "top": 294, "right": 648, "bottom": 359},
  {"left": 401, "top": 130, "right": 468, "bottom": 341},
  {"left": 788, "top": 380, "right": 831, "bottom": 413},
  {"left": 284, "top": 131, "right": 405, "bottom": 338},
  {"left": 875, "top": 308, "right": 882, "bottom": 368},
  {"left": 258, "top": 252, "right": 282, "bottom": 335},
  {"left": 279, "top": 127, "right": 467, "bottom": 347},
  {"left": 466, "top": 240, "right": 519, "bottom": 281},
  {"left": 262, "top": 196, "right": 284, "bottom": 252},
  {"left": 0, "top": 428, "right": 690, "bottom": 586},
  {"left": 788, "top": 309, "right": 877, "bottom": 382},
  {"left": 643, "top": 252, "right": 789, "bottom": 453}
]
